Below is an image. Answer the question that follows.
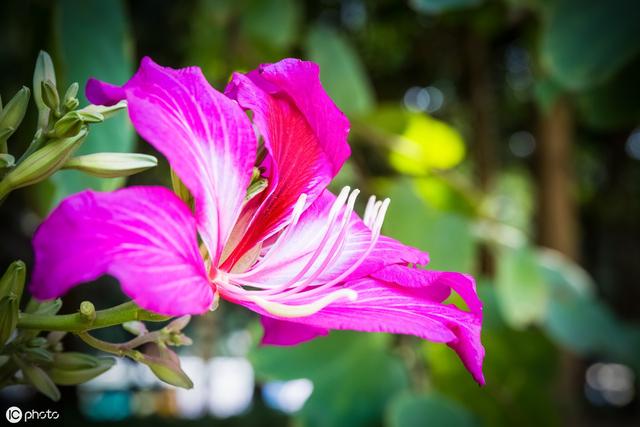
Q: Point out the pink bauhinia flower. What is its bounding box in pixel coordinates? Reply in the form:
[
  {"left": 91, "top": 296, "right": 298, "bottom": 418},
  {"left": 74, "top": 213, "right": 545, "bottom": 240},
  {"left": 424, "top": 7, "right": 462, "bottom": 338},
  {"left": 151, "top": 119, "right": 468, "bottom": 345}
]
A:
[{"left": 29, "top": 58, "right": 485, "bottom": 384}]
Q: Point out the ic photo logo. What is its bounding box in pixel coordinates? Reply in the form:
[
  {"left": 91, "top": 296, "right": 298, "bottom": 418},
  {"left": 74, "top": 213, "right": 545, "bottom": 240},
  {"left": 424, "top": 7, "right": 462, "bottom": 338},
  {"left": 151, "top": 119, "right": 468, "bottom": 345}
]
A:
[
  {"left": 5, "top": 406, "right": 59, "bottom": 423},
  {"left": 6, "top": 406, "right": 22, "bottom": 423}
]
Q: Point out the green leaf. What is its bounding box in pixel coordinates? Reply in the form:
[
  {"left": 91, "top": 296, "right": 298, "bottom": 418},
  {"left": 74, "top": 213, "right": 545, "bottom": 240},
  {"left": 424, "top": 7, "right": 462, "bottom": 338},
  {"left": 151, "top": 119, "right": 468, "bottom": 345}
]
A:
[
  {"left": 386, "top": 393, "right": 477, "bottom": 427},
  {"left": 537, "top": 249, "right": 640, "bottom": 370},
  {"left": 575, "top": 56, "right": 640, "bottom": 130},
  {"left": 305, "top": 26, "right": 375, "bottom": 117},
  {"left": 242, "top": 0, "right": 300, "bottom": 50},
  {"left": 251, "top": 332, "right": 408, "bottom": 427},
  {"left": 541, "top": 0, "right": 640, "bottom": 90},
  {"left": 377, "top": 178, "right": 477, "bottom": 272},
  {"left": 410, "top": 0, "right": 482, "bottom": 14},
  {"left": 495, "top": 245, "right": 549, "bottom": 329},
  {"left": 52, "top": 0, "right": 134, "bottom": 206},
  {"left": 424, "top": 285, "right": 560, "bottom": 427}
]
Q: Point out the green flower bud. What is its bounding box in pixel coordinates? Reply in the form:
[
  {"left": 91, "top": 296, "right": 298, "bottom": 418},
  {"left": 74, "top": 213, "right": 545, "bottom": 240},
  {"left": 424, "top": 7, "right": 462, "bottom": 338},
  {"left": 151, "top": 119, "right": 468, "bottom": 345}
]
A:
[
  {"left": 75, "top": 110, "right": 104, "bottom": 123},
  {"left": 33, "top": 51, "right": 56, "bottom": 111},
  {"left": 13, "top": 355, "right": 61, "bottom": 401},
  {"left": 0, "top": 260, "right": 25, "bottom": 300},
  {"left": 0, "top": 299, "right": 18, "bottom": 346},
  {"left": 0, "top": 153, "right": 15, "bottom": 168},
  {"left": 78, "top": 100, "right": 126, "bottom": 120},
  {"left": 48, "top": 353, "right": 115, "bottom": 385},
  {"left": 140, "top": 343, "right": 193, "bottom": 389},
  {"left": 51, "top": 112, "right": 83, "bottom": 138},
  {"left": 0, "top": 128, "right": 87, "bottom": 196},
  {"left": 63, "top": 82, "right": 79, "bottom": 104},
  {"left": 63, "top": 97, "right": 80, "bottom": 112},
  {"left": 0, "top": 261, "right": 26, "bottom": 345},
  {"left": 41, "top": 80, "right": 60, "bottom": 113},
  {"left": 23, "top": 347, "right": 54, "bottom": 364},
  {"left": 0, "top": 87, "right": 30, "bottom": 141},
  {"left": 27, "top": 337, "right": 48, "bottom": 347},
  {"left": 63, "top": 153, "right": 158, "bottom": 178},
  {"left": 28, "top": 298, "right": 63, "bottom": 316}
]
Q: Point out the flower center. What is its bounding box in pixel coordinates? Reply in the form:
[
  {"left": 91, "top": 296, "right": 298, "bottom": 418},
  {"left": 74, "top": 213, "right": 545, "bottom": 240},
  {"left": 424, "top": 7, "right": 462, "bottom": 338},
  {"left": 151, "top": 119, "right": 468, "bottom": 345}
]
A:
[{"left": 214, "top": 187, "right": 390, "bottom": 318}]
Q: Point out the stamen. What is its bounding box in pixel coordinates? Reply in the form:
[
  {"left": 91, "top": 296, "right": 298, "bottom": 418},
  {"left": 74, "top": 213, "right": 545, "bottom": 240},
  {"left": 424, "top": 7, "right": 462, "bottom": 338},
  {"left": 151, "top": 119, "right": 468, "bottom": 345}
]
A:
[
  {"left": 247, "top": 288, "right": 357, "bottom": 318},
  {"left": 280, "top": 198, "right": 390, "bottom": 301},
  {"left": 231, "top": 192, "right": 308, "bottom": 278},
  {"left": 269, "top": 188, "right": 358, "bottom": 298},
  {"left": 363, "top": 195, "right": 376, "bottom": 228},
  {"left": 219, "top": 190, "right": 392, "bottom": 318}
]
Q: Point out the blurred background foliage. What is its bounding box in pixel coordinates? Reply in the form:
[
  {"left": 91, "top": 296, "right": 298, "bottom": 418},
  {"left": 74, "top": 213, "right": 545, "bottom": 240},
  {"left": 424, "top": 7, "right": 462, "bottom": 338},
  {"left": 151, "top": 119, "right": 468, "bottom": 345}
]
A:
[{"left": 1, "top": 0, "right": 640, "bottom": 426}]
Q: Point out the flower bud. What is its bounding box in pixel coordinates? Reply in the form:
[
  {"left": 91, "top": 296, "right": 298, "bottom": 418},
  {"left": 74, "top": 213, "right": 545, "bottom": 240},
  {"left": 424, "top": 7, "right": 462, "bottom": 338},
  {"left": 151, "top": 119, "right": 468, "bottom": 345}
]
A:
[
  {"left": 23, "top": 347, "right": 54, "bottom": 364},
  {"left": 0, "top": 260, "right": 25, "bottom": 301},
  {"left": 48, "top": 353, "right": 115, "bottom": 385},
  {"left": 75, "top": 110, "right": 104, "bottom": 123},
  {"left": 0, "top": 128, "right": 87, "bottom": 195},
  {"left": 0, "top": 261, "right": 25, "bottom": 345},
  {"left": 33, "top": 51, "right": 56, "bottom": 112},
  {"left": 166, "top": 315, "right": 191, "bottom": 333},
  {"left": 51, "top": 112, "right": 83, "bottom": 138},
  {"left": 0, "top": 154, "right": 15, "bottom": 168},
  {"left": 28, "top": 298, "right": 63, "bottom": 316},
  {"left": 63, "top": 82, "right": 79, "bottom": 104},
  {"left": 123, "top": 321, "right": 148, "bottom": 336},
  {"left": 78, "top": 101, "right": 126, "bottom": 120},
  {"left": 13, "top": 355, "right": 61, "bottom": 401},
  {"left": 63, "top": 153, "right": 158, "bottom": 178},
  {"left": 140, "top": 343, "right": 193, "bottom": 389},
  {"left": 41, "top": 80, "right": 60, "bottom": 113},
  {"left": 79, "top": 301, "right": 96, "bottom": 322},
  {"left": 0, "top": 299, "right": 18, "bottom": 346},
  {"left": 0, "top": 87, "right": 30, "bottom": 142}
]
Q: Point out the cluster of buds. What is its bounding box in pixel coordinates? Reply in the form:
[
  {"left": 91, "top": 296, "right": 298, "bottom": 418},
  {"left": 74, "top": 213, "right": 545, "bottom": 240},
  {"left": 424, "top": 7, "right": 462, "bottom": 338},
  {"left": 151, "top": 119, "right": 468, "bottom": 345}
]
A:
[
  {"left": 0, "top": 50, "right": 157, "bottom": 201},
  {"left": 0, "top": 51, "right": 191, "bottom": 400},
  {"left": 0, "top": 259, "right": 196, "bottom": 399},
  {"left": 0, "top": 264, "right": 114, "bottom": 400}
]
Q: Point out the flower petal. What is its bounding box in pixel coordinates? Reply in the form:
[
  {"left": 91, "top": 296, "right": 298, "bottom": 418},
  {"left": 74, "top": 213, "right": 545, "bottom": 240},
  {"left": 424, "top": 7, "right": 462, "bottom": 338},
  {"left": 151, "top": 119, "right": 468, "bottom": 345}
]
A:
[
  {"left": 260, "top": 316, "right": 328, "bottom": 346},
  {"left": 231, "top": 189, "right": 428, "bottom": 288},
  {"left": 223, "top": 59, "right": 350, "bottom": 267},
  {"left": 251, "top": 273, "right": 485, "bottom": 385},
  {"left": 30, "top": 186, "right": 213, "bottom": 315},
  {"left": 87, "top": 57, "right": 257, "bottom": 263}
]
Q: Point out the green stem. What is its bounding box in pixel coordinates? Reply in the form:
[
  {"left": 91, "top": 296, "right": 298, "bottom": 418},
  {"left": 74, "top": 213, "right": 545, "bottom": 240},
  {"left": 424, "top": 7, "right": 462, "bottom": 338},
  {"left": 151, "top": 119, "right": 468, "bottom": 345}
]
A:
[
  {"left": 17, "top": 301, "right": 170, "bottom": 332},
  {"left": 75, "top": 331, "right": 143, "bottom": 361}
]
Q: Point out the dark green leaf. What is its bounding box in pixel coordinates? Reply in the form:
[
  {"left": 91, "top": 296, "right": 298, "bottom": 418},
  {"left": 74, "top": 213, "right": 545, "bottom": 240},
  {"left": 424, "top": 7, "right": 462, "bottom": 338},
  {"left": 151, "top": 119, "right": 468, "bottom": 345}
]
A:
[
  {"left": 305, "top": 26, "right": 375, "bottom": 117},
  {"left": 410, "top": 0, "right": 482, "bottom": 15},
  {"left": 386, "top": 392, "right": 477, "bottom": 427},
  {"left": 541, "top": 0, "right": 640, "bottom": 90},
  {"left": 252, "top": 332, "right": 408, "bottom": 427},
  {"left": 52, "top": 0, "right": 134, "bottom": 206}
]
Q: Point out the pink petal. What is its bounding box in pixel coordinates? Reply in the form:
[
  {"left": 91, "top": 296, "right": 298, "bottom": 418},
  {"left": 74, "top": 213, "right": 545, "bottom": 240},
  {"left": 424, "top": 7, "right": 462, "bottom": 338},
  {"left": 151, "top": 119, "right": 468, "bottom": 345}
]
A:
[
  {"left": 233, "top": 190, "right": 429, "bottom": 288},
  {"left": 222, "top": 59, "right": 350, "bottom": 268},
  {"left": 87, "top": 57, "right": 257, "bottom": 263},
  {"left": 260, "top": 316, "right": 328, "bottom": 346},
  {"left": 245, "top": 273, "right": 485, "bottom": 385},
  {"left": 30, "top": 186, "right": 213, "bottom": 316}
]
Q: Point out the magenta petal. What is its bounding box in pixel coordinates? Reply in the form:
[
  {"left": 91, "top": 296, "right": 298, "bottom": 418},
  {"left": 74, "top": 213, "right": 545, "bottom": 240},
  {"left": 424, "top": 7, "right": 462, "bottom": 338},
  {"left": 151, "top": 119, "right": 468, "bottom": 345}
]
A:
[
  {"left": 244, "top": 273, "right": 485, "bottom": 385},
  {"left": 223, "top": 59, "right": 350, "bottom": 267},
  {"left": 85, "top": 78, "right": 126, "bottom": 106},
  {"left": 237, "top": 190, "right": 429, "bottom": 287},
  {"left": 260, "top": 316, "right": 328, "bottom": 346},
  {"left": 30, "top": 186, "right": 213, "bottom": 316},
  {"left": 87, "top": 58, "right": 257, "bottom": 263}
]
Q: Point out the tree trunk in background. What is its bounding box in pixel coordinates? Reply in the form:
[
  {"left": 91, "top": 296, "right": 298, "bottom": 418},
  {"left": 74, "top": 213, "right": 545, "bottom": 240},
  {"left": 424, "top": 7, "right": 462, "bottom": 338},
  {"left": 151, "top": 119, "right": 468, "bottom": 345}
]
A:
[
  {"left": 467, "top": 32, "right": 497, "bottom": 276},
  {"left": 537, "top": 98, "right": 582, "bottom": 426},
  {"left": 538, "top": 98, "right": 578, "bottom": 259}
]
